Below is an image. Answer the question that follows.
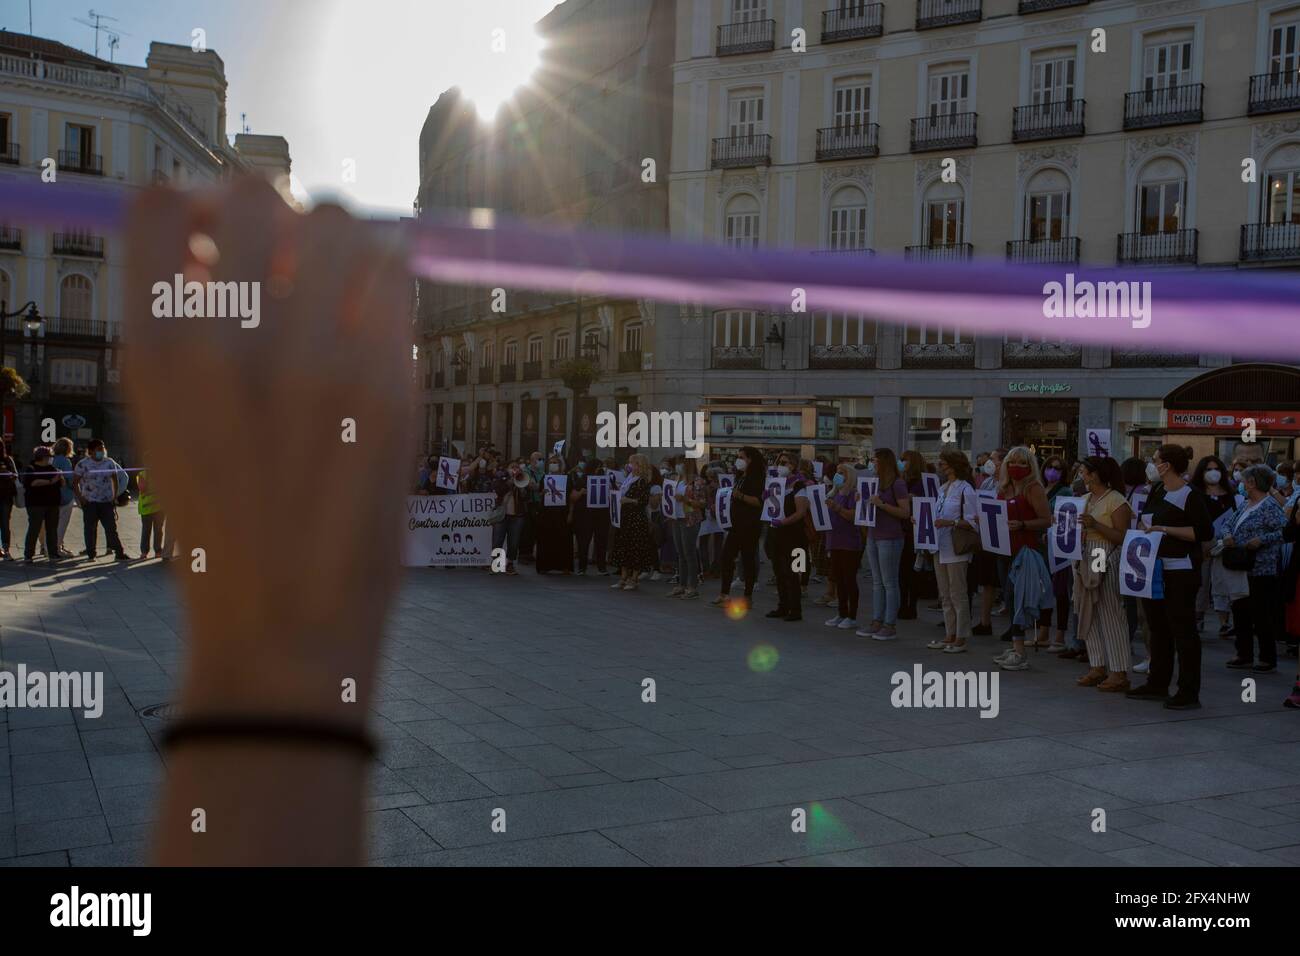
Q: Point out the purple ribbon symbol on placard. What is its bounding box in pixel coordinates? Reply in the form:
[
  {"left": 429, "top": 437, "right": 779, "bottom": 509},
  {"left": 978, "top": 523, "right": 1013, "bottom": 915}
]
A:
[
  {"left": 1088, "top": 431, "right": 1106, "bottom": 457},
  {"left": 440, "top": 460, "right": 452, "bottom": 485},
  {"left": 546, "top": 477, "right": 559, "bottom": 501}
]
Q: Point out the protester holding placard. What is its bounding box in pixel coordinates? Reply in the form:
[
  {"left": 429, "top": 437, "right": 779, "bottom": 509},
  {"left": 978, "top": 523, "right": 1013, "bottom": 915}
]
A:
[
  {"left": 928, "top": 449, "right": 978, "bottom": 654},
  {"left": 612, "top": 454, "right": 656, "bottom": 591},
  {"left": 898, "top": 451, "right": 929, "bottom": 621},
  {"left": 764, "top": 451, "right": 812, "bottom": 622},
  {"left": 1039, "top": 454, "right": 1074, "bottom": 653},
  {"left": 1188, "top": 455, "right": 1239, "bottom": 641},
  {"left": 711, "top": 446, "right": 766, "bottom": 611},
  {"left": 1116, "top": 456, "right": 1154, "bottom": 669},
  {"left": 859, "top": 449, "right": 911, "bottom": 641},
  {"left": 1283, "top": 498, "right": 1300, "bottom": 707},
  {"left": 668, "top": 459, "right": 706, "bottom": 600},
  {"left": 823, "top": 463, "right": 865, "bottom": 630},
  {"left": 993, "top": 447, "right": 1053, "bottom": 672},
  {"left": 1073, "top": 457, "right": 1134, "bottom": 692},
  {"left": 1222, "top": 464, "right": 1287, "bottom": 675},
  {"left": 1126, "top": 445, "right": 1214, "bottom": 710},
  {"left": 533, "top": 454, "right": 573, "bottom": 575},
  {"left": 490, "top": 461, "right": 534, "bottom": 576},
  {"left": 969, "top": 447, "right": 1006, "bottom": 636},
  {"left": 569, "top": 458, "right": 609, "bottom": 576}
]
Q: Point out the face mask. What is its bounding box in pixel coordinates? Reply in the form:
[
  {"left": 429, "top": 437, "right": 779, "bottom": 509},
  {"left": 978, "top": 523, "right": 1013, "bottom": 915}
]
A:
[
  {"left": 1044, "top": 467, "right": 1061, "bottom": 484},
  {"left": 982, "top": 460, "right": 996, "bottom": 476},
  {"left": 548, "top": 463, "right": 560, "bottom": 474},
  {"left": 832, "top": 473, "right": 845, "bottom": 488},
  {"left": 1232, "top": 469, "right": 1243, "bottom": 483},
  {"left": 734, "top": 459, "right": 747, "bottom": 472},
  {"left": 1278, "top": 475, "right": 1290, "bottom": 489},
  {"left": 1146, "top": 461, "right": 1161, "bottom": 483},
  {"left": 94, "top": 451, "right": 105, "bottom": 461},
  {"left": 513, "top": 476, "right": 529, "bottom": 488},
  {"left": 776, "top": 465, "right": 790, "bottom": 478},
  {"left": 1007, "top": 463, "right": 1031, "bottom": 481},
  {"left": 1204, "top": 469, "right": 1221, "bottom": 485},
  {"left": 866, "top": 462, "right": 878, "bottom": 476},
  {"left": 1238, "top": 482, "right": 1247, "bottom": 497},
  {"left": 577, "top": 463, "right": 585, "bottom": 472}
]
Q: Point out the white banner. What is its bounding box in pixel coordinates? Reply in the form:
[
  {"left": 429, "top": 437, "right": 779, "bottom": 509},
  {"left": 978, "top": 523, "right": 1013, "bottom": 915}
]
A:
[
  {"left": 763, "top": 476, "right": 786, "bottom": 522},
  {"left": 912, "top": 496, "right": 939, "bottom": 553},
  {"left": 1119, "top": 529, "right": 1165, "bottom": 599},
  {"left": 976, "top": 496, "right": 1011, "bottom": 556},
  {"left": 543, "top": 474, "right": 567, "bottom": 507},
  {"left": 807, "top": 483, "right": 831, "bottom": 531},
  {"left": 434, "top": 456, "right": 460, "bottom": 492},
  {"left": 587, "top": 474, "right": 609, "bottom": 508},
  {"left": 404, "top": 494, "right": 495, "bottom": 567},
  {"left": 716, "top": 487, "right": 733, "bottom": 530},
  {"left": 1051, "top": 496, "right": 1088, "bottom": 562},
  {"left": 855, "top": 475, "right": 878, "bottom": 527}
]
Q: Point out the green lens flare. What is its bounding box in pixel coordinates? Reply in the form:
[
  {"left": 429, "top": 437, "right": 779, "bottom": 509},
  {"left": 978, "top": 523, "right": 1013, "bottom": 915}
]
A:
[{"left": 747, "top": 644, "right": 779, "bottom": 672}]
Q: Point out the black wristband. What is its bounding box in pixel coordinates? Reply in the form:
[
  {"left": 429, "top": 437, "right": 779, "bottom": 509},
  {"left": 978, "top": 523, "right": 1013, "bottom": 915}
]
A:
[{"left": 161, "top": 716, "right": 377, "bottom": 760}]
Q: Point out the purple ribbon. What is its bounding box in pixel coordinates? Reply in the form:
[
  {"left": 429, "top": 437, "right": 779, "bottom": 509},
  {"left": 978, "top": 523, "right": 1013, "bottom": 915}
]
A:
[
  {"left": 440, "top": 459, "right": 452, "bottom": 486},
  {"left": 6, "top": 178, "right": 1300, "bottom": 357},
  {"left": 546, "top": 476, "right": 559, "bottom": 502}
]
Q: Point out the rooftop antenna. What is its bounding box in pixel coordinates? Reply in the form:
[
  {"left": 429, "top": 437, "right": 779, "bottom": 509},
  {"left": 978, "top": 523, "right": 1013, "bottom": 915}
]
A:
[
  {"left": 241, "top": 112, "right": 250, "bottom": 134},
  {"left": 72, "top": 9, "right": 120, "bottom": 59},
  {"left": 107, "top": 33, "right": 120, "bottom": 62}
]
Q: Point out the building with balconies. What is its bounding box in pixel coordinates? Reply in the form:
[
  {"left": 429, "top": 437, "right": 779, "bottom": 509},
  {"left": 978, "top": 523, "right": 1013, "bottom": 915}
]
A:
[{"left": 0, "top": 32, "right": 292, "bottom": 456}]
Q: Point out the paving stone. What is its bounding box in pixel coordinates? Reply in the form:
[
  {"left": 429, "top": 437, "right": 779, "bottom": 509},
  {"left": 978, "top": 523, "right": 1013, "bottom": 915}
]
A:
[
  {"left": 367, "top": 809, "right": 443, "bottom": 859},
  {"left": 15, "top": 814, "right": 111, "bottom": 855},
  {"left": 662, "top": 756, "right": 935, "bottom": 812},
  {"left": 1053, "top": 754, "right": 1300, "bottom": 804}
]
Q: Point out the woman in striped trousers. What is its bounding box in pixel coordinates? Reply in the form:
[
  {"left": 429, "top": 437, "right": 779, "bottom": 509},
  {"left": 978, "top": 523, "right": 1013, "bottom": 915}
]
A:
[{"left": 1074, "top": 457, "right": 1135, "bottom": 693}]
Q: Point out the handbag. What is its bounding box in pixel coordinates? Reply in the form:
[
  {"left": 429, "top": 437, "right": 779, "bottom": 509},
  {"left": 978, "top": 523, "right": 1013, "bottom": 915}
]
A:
[
  {"left": 1221, "top": 547, "right": 1256, "bottom": 572},
  {"left": 950, "top": 486, "right": 980, "bottom": 555}
]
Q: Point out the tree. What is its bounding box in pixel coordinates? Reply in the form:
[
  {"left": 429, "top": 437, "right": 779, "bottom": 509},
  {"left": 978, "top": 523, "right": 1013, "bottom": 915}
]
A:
[
  {"left": 0, "top": 366, "right": 29, "bottom": 400},
  {"left": 554, "top": 357, "right": 601, "bottom": 396}
]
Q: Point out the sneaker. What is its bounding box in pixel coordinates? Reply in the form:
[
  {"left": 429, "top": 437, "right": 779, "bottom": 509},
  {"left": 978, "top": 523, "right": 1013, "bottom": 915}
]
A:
[
  {"left": 856, "top": 621, "right": 881, "bottom": 638},
  {"left": 1133, "top": 659, "right": 1150, "bottom": 674},
  {"left": 942, "top": 643, "right": 968, "bottom": 654},
  {"left": 709, "top": 595, "right": 729, "bottom": 607},
  {"left": 1045, "top": 642, "right": 1066, "bottom": 653},
  {"left": 926, "top": 639, "right": 952, "bottom": 650},
  {"left": 1125, "top": 683, "right": 1167, "bottom": 701},
  {"left": 1163, "top": 693, "right": 1201, "bottom": 711},
  {"left": 871, "top": 626, "right": 897, "bottom": 641},
  {"left": 646, "top": 571, "right": 658, "bottom": 581},
  {"left": 824, "top": 616, "right": 845, "bottom": 627},
  {"left": 999, "top": 651, "right": 1030, "bottom": 671},
  {"left": 669, "top": 586, "right": 685, "bottom": 597},
  {"left": 836, "top": 618, "right": 857, "bottom": 630},
  {"left": 1283, "top": 684, "right": 1300, "bottom": 709},
  {"left": 681, "top": 589, "right": 699, "bottom": 600},
  {"left": 991, "top": 648, "right": 1016, "bottom": 664},
  {"left": 610, "top": 580, "right": 625, "bottom": 589}
]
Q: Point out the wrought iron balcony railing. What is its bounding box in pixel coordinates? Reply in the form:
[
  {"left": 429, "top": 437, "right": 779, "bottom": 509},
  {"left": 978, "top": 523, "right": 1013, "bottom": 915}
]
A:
[
  {"left": 902, "top": 342, "right": 976, "bottom": 368},
  {"left": 711, "top": 345, "right": 763, "bottom": 370},
  {"left": 822, "top": 3, "right": 884, "bottom": 43},
  {"left": 916, "top": 0, "right": 981, "bottom": 29},
  {"left": 812, "top": 247, "right": 876, "bottom": 256},
  {"left": 816, "top": 124, "right": 880, "bottom": 161},
  {"left": 498, "top": 363, "right": 518, "bottom": 383},
  {"left": 1002, "top": 341, "right": 1083, "bottom": 368},
  {"left": 1006, "top": 237, "right": 1080, "bottom": 264},
  {"left": 1240, "top": 222, "right": 1300, "bottom": 262},
  {"left": 521, "top": 360, "right": 544, "bottom": 381},
  {"left": 0, "top": 225, "right": 20, "bottom": 251},
  {"left": 1111, "top": 349, "right": 1200, "bottom": 368},
  {"left": 910, "top": 111, "right": 977, "bottom": 152},
  {"left": 1248, "top": 72, "right": 1300, "bottom": 115},
  {"left": 1123, "top": 83, "right": 1204, "bottom": 130},
  {"left": 0, "top": 142, "right": 18, "bottom": 165},
  {"left": 1018, "top": 0, "right": 1089, "bottom": 12},
  {"left": 716, "top": 19, "right": 775, "bottom": 56},
  {"left": 711, "top": 133, "right": 772, "bottom": 169},
  {"left": 44, "top": 316, "right": 109, "bottom": 340},
  {"left": 52, "top": 232, "right": 104, "bottom": 258},
  {"left": 57, "top": 148, "right": 103, "bottom": 175},
  {"left": 1116, "top": 229, "right": 1198, "bottom": 265},
  {"left": 905, "top": 242, "right": 973, "bottom": 262},
  {"left": 810, "top": 343, "right": 877, "bottom": 369},
  {"left": 1012, "top": 99, "right": 1085, "bottom": 142},
  {"left": 617, "top": 350, "right": 643, "bottom": 373}
]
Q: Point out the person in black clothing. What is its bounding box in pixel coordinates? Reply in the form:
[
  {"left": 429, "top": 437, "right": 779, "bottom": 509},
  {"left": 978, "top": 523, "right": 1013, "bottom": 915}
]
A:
[
  {"left": 1127, "top": 444, "right": 1214, "bottom": 710},
  {"left": 569, "top": 457, "right": 610, "bottom": 575},
  {"left": 21, "top": 445, "right": 65, "bottom": 563},
  {"left": 0, "top": 440, "right": 17, "bottom": 561},
  {"left": 711, "top": 445, "right": 766, "bottom": 612},
  {"left": 765, "top": 451, "right": 812, "bottom": 622}
]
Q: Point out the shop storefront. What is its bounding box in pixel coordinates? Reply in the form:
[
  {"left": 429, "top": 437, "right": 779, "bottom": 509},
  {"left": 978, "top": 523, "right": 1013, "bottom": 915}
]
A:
[
  {"left": 703, "top": 400, "right": 839, "bottom": 463},
  {"left": 1156, "top": 363, "right": 1300, "bottom": 464}
]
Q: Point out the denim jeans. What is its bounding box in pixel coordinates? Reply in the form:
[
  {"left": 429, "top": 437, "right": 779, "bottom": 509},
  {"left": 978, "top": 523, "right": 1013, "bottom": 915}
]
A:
[
  {"left": 670, "top": 520, "right": 701, "bottom": 590},
  {"left": 492, "top": 514, "right": 525, "bottom": 563},
  {"left": 866, "top": 536, "right": 904, "bottom": 625}
]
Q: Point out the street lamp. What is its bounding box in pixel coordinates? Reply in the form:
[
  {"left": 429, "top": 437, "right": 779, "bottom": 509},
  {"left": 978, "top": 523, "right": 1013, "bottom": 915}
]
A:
[{"left": 0, "top": 301, "right": 42, "bottom": 449}]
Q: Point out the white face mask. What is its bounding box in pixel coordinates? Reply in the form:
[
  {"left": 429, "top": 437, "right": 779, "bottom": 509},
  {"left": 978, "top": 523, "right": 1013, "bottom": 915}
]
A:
[
  {"left": 477, "top": 459, "right": 486, "bottom": 468},
  {"left": 513, "top": 476, "right": 529, "bottom": 488},
  {"left": 548, "top": 463, "right": 560, "bottom": 474},
  {"left": 983, "top": 460, "right": 996, "bottom": 476},
  {"left": 1146, "top": 461, "right": 1161, "bottom": 483},
  {"left": 734, "top": 459, "right": 747, "bottom": 472},
  {"left": 1204, "top": 469, "right": 1222, "bottom": 485},
  {"left": 1232, "top": 469, "right": 1243, "bottom": 483},
  {"left": 776, "top": 464, "right": 790, "bottom": 478}
]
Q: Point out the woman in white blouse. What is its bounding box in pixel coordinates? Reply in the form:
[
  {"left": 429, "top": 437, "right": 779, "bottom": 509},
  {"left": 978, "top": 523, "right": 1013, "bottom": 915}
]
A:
[{"left": 928, "top": 449, "right": 979, "bottom": 653}]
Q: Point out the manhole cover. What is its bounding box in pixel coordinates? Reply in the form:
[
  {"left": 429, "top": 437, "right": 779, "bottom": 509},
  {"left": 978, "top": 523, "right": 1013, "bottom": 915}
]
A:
[{"left": 137, "top": 702, "right": 178, "bottom": 721}]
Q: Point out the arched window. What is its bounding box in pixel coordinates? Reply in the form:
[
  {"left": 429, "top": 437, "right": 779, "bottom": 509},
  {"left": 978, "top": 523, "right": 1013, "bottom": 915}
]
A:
[
  {"left": 828, "top": 185, "right": 869, "bottom": 250},
  {"left": 60, "top": 274, "right": 93, "bottom": 321},
  {"left": 922, "top": 179, "right": 964, "bottom": 246},
  {"left": 479, "top": 339, "right": 494, "bottom": 369},
  {"left": 1135, "top": 157, "right": 1187, "bottom": 234},
  {"left": 1263, "top": 143, "right": 1300, "bottom": 224},
  {"left": 502, "top": 339, "right": 518, "bottom": 367},
  {"left": 49, "top": 358, "right": 98, "bottom": 393},
  {"left": 527, "top": 335, "right": 543, "bottom": 364},
  {"left": 724, "top": 193, "right": 760, "bottom": 249},
  {"left": 553, "top": 330, "right": 571, "bottom": 362},
  {"left": 712, "top": 310, "right": 758, "bottom": 347},
  {"left": 1022, "top": 167, "right": 1071, "bottom": 241},
  {"left": 622, "top": 321, "right": 643, "bottom": 353}
]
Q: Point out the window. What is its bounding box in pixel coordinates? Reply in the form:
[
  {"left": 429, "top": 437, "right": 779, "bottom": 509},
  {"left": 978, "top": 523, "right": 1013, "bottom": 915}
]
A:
[
  {"left": 60, "top": 274, "right": 93, "bottom": 321},
  {"left": 712, "top": 310, "right": 758, "bottom": 346},
  {"left": 622, "top": 322, "right": 643, "bottom": 352},
  {"left": 527, "top": 336, "right": 543, "bottom": 363},
  {"left": 553, "top": 331, "right": 571, "bottom": 361},
  {"left": 832, "top": 78, "right": 871, "bottom": 129},
  {"left": 1030, "top": 51, "right": 1076, "bottom": 107},
  {"left": 0, "top": 270, "right": 10, "bottom": 327},
  {"left": 928, "top": 67, "right": 969, "bottom": 118},
  {"left": 0, "top": 113, "right": 10, "bottom": 150},
  {"left": 907, "top": 399, "right": 973, "bottom": 458},
  {"left": 724, "top": 194, "right": 760, "bottom": 249},
  {"left": 1269, "top": 15, "right": 1300, "bottom": 78},
  {"left": 905, "top": 326, "right": 968, "bottom": 345},
  {"left": 1138, "top": 178, "right": 1184, "bottom": 234},
  {"left": 727, "top": 90, "right": 765, "bottom": 138},
  {"left": 580, "top": 326, "right": 601, "bottom": 357},
  {"left": 65, "top": 124, "right": 94, "bottom": 163},
  {"left": 503, "top": 339, "right": 518, "bottom": 366},
  {"left": 1266, "top": 167, "right": 1300, "bottom": 223},
  {"left": 828, "top": 186, "right": 869, "bottom": 250},
  {"left": 814, "top": 312, "right": 875, "bottom": 346},
  {"left": 1023, "top": 168, "right": 1071, "bottom": 240},
  {"left": 925, "top": 198, "right": 964, "bottom": 245},
  {"left": 480, "top": 340, "right": 494, "bottom": 369},
  {"left": 50, "top": 359, "right": 98, "bottom": 391},
  {"left": 731, "top": 0, "right": 767, "bottom": 22},
  {"left": 1142, "top": 34, "right": 1193, "bottom": 91}
]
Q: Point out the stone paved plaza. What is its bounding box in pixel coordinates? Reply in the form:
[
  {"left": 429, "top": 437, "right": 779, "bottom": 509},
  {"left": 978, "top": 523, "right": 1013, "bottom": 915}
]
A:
[{"left": 2, "top": 506, "right": 1300, "bottom": 867}]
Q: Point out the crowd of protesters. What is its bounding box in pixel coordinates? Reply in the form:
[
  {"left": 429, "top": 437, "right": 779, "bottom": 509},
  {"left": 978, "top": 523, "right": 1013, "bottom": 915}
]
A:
[
  {"left": 0, "top": 437, "right": 172, "bottom": 564},
  {"left": 417, "top": 439, "right": 1300, "bottom": 711}
]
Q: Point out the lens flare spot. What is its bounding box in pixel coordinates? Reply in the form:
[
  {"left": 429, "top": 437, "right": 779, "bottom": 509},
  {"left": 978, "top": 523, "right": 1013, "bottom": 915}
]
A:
[
  {"left": 808, "top": 801, "right": 852, "bottom": 852},
  {"left": 726, "top": 598, "right": 750, "bottom": 621},
  {"left": 747, "top": 644, "right": 779, "bottom": 672}
]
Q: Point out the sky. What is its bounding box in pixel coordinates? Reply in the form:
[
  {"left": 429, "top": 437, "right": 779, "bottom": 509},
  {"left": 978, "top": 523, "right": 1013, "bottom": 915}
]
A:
[{"left": 2, "top": 0, "right": 558, "bottom": 214}]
